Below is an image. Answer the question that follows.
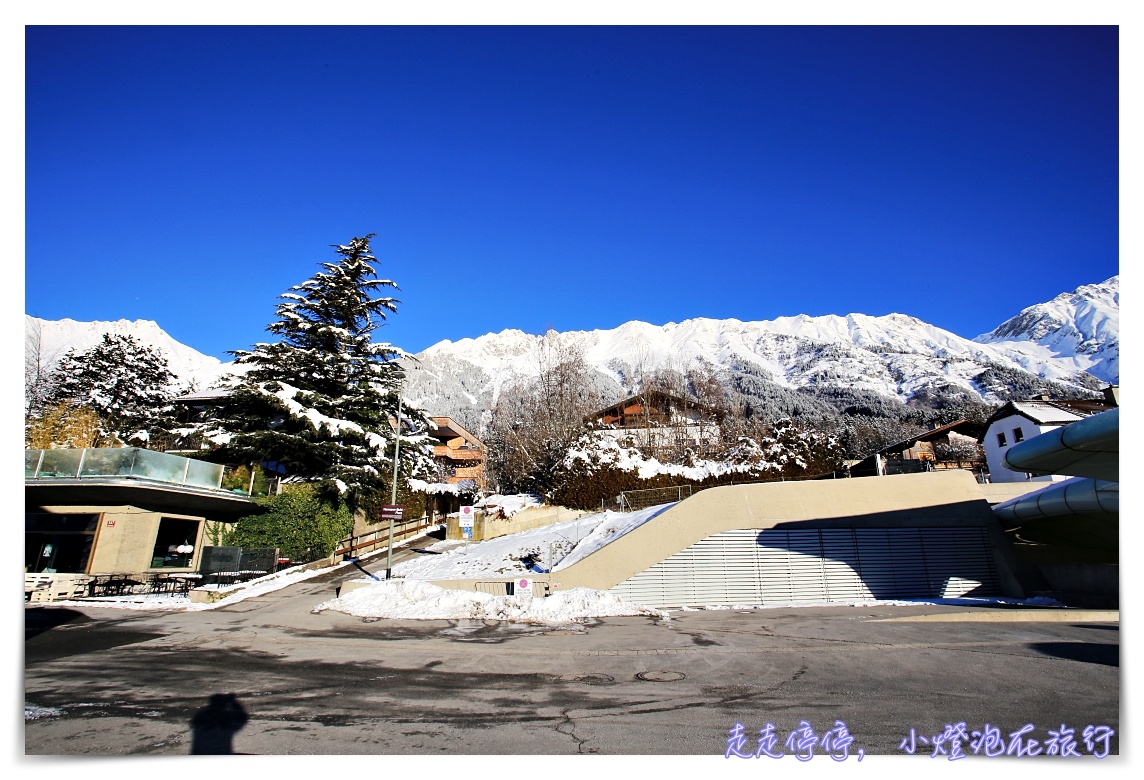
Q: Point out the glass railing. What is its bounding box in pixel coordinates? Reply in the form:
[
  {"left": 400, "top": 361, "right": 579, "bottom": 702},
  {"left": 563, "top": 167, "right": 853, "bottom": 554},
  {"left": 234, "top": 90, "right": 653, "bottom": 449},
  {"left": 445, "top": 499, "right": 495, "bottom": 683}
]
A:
[{"left": 25, "top": 447, "right": 225, "bottom": 490}]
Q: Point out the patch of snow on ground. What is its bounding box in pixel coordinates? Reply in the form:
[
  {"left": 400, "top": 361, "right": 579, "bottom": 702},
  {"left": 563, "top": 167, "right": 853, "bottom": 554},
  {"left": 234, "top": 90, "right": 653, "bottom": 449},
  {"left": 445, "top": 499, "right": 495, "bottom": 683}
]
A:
[
  {"left": 313, "top": 580, "right": 665, "bottom": 623},
  {"left": 25, "top": 705, "right": 61, "bottom": 720},
  {"left": 48, "top": 561, "right": 351, "bottom": 611}
]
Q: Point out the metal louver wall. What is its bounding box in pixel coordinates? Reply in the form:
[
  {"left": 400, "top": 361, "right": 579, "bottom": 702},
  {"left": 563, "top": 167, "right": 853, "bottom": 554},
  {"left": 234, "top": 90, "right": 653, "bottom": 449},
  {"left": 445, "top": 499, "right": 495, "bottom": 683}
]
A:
[{"left": 610, "top": 527, "right": 999, "bottom": 608}]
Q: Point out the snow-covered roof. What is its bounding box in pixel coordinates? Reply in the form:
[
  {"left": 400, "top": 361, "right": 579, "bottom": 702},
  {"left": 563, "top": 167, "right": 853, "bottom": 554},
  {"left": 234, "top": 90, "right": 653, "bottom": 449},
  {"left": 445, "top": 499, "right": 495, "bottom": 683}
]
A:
[
  {"left": 1006, "top": 401, "right": 1088, "bottom": 426},
  {"left": 874, "top": 419, "right": 984, "bottom": 456}
]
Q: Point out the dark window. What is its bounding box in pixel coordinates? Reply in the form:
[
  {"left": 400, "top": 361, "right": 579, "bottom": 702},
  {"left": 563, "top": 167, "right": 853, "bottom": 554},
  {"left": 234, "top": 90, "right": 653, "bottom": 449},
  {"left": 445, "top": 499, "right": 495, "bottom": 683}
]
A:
[
  {"left": 24, "top": 513, "right": 98, "bottom": 573},
  {"left": 1013, "top": 427, "right": 1024, "bottom": 443},
  {"left": 996, "top": 432, "right": 1007, "bottom": 447},
  {"left": 151, "top": 517, "right": 201, "bottom": 568}
]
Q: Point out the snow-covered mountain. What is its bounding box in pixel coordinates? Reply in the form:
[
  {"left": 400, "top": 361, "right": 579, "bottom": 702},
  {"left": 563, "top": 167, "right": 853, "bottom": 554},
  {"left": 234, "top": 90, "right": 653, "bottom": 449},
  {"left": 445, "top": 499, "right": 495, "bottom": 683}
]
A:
[
  {"left": 973, "top": 277, "right": 1119, "bottom": 385},
  {"left": 24, "top": 315, "right": 236, "bottom": 391},
  {"left": 404, "top": 277, "right": 1118, "bottom": 428},
  {"left": 25, "top": 276, "right": 1118, "bottom": 429}
]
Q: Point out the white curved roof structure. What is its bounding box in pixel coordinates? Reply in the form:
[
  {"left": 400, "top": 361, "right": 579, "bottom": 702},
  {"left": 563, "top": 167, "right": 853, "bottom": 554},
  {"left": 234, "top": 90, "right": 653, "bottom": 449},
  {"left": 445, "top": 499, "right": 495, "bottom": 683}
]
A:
[
  {"left": 1002, "top": 407, "right": 1118, "bottom": 481},
  {"left": 993, "top": 407, "right": 1118, "bottom": 524},
  {"left": 992, "top": 477, "right": 1119, "bottom": 525}
]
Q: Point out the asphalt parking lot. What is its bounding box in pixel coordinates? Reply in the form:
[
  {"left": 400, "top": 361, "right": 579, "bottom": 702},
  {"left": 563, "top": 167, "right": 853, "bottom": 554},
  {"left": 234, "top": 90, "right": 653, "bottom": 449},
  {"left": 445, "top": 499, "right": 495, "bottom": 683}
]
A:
[{"left": 24, "top": 570, "right": 1120, "bottom": 758}]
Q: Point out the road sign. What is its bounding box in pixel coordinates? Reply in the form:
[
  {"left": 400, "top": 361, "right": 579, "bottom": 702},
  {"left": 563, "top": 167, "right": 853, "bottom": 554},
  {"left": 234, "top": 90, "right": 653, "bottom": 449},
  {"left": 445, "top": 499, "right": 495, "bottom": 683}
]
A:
[
  {"left": 516, "top": 577, "right": 532, "bottom": 597},
  {"left": 459, "top": 506, "right": 475, "bottom": 540},
  {"left": 380, "top": 505, "right": 404, "bottom": 522}
]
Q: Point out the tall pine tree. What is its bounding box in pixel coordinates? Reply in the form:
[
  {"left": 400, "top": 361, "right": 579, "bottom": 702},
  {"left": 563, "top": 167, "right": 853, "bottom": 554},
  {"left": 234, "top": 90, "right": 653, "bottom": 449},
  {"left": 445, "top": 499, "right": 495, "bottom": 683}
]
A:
[
  {"left": 202, "top": 234, "right": 433, "bottom": 507},
  {"left": 45, "top": 333, "right": 177, "bottom": 446}
]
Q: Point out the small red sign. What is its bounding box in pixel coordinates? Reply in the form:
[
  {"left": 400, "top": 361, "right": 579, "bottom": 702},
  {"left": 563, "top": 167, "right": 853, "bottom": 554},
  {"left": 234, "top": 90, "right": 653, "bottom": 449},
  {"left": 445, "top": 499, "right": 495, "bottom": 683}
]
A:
[
  {"left": 379, "top": 505, "right": 404, "bottom": 521},
  {"left": 106, "top": 519, "right": 116, "bottom": 527}
]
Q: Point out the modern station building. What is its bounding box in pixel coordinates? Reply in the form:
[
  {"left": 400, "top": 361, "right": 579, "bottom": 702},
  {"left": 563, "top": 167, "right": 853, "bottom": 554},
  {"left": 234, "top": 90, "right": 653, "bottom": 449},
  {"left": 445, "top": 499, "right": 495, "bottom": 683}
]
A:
[{"left": 25, "top": 447, "right": 258, "bottom": 586}]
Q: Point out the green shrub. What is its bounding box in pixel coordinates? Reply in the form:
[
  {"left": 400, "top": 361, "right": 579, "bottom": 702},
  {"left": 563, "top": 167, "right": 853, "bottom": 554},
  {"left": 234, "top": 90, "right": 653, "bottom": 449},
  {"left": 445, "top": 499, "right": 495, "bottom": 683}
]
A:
[{"left": 224, "top": 482, "right": 353, "bottom": 561}]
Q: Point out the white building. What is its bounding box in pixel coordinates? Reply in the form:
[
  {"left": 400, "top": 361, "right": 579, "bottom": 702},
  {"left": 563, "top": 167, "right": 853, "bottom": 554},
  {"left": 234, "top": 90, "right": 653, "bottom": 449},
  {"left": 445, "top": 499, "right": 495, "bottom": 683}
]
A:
[{"left": 981, "top": 400, "right": 1092, "bottom": 483}]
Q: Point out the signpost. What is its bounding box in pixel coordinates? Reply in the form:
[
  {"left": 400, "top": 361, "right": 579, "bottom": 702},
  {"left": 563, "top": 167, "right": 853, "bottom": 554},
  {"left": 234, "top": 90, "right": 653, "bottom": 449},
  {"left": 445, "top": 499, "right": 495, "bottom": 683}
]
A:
[
  {"left": 459, "top": 505, "right": 474, "bottom": 540},
  {"left": 516, "top": 577, "right": 532, "bottom": 597},
  {"left": 386, "top": 395, "right": 402, "bottom": 579},
  {"left": 382, "top": 501, "right": 405, "bottom": 579}
]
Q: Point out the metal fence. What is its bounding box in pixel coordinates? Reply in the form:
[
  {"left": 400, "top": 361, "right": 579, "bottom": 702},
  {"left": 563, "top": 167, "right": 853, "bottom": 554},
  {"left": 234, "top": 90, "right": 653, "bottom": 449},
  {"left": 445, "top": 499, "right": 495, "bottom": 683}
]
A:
[
  {"left": 199, "top": 546, "right": 280, "bottom": 583},
  {"left": 610, "top": 485, "right": 694, "bottom": 513},
  {"left": 608, "top": 469, "right": 855, "bottom": 513}
]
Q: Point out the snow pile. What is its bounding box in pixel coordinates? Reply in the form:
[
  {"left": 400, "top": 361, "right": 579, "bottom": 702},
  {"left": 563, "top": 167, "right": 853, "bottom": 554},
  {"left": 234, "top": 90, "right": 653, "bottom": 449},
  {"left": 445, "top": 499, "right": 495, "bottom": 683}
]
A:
[
  {"left": 479, "top": 493, "right": 543, "bottom": 518},
  {"left": 313, "top": 580, "right": 664, "bottom": 623}
]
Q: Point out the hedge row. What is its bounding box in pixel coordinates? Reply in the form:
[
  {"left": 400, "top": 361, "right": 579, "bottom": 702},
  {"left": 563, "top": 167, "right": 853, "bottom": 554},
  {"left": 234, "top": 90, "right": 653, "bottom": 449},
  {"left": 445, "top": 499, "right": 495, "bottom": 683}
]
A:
[{"left": 549, "top": 460, "right": 838, "bottom": 511}]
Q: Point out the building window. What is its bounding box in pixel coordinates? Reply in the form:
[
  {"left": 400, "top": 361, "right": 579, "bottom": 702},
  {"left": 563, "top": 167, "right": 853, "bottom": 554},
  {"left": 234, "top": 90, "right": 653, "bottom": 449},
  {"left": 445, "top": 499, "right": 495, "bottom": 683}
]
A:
[
  {"left": 25, "top": 513, "right": 98, "bottom": 574},
  {"left": 151, "top": 517, "right": 200, "bottom": 568},
  {"left": 1013, "top": 427, "right": 1024, "bottom": 443},
  {"left": 996, "top": 432, "right": 1007, "bottom": 447}
]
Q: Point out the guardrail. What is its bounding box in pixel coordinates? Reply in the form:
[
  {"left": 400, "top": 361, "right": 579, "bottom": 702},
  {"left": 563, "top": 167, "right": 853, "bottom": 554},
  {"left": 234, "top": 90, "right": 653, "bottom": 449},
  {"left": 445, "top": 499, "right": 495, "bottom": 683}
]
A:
[
  {"left": 25, "top": 447, "right": 225, "bottom": 490},
  {"left": 332, "top": 517, "right": 435, "bottom": 561}
]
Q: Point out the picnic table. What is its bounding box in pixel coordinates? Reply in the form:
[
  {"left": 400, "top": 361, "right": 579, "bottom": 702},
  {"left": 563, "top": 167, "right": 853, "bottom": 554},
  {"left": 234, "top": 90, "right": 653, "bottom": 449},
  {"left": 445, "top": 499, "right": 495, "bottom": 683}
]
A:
[
  {"left": 146, "top": 572, "right": 202, "bottom": 595},
  {"left": 88, "top": 574, "right": 143, "bottom": 597}
]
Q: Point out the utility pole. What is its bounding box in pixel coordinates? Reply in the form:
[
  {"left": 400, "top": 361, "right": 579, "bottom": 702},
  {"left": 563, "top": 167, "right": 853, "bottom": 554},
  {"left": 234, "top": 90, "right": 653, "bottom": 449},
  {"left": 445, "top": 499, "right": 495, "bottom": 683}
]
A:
[{"left": 385, "top": 393, "right": 402, "bottom": 579}]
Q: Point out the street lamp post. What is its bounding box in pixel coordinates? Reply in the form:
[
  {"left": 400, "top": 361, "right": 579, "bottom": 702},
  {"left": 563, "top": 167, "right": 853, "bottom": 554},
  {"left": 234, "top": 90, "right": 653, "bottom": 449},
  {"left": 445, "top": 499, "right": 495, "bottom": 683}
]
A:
[{"left": 385, "top": 393, "right": 402, "bottom": 579}]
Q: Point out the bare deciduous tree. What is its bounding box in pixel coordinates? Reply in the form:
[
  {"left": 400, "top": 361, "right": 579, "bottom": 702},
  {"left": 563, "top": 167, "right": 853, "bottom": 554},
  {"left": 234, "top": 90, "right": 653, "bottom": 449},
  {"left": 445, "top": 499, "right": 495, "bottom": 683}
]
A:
[
  {"left": 24, "top": 318, "right": 61, "bottom": 417},
  {"left": 486, "top": 334, "right": 604, "bottom": 493}
]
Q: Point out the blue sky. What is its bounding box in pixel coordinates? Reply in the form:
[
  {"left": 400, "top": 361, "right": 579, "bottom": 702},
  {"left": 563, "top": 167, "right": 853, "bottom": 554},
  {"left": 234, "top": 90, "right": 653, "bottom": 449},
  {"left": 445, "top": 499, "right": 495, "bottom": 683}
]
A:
[{"left": 25, "top": 25, "right": 1119, "bottom": 361}]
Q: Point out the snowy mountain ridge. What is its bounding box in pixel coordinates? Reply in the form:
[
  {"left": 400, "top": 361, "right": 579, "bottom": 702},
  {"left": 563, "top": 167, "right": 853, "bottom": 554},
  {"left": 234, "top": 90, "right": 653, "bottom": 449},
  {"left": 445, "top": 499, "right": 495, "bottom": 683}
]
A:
[
  {"left": 25, "top": 276, "right": 1118, "bottom": 428},
  {"left": 407, "top": 277, "right": 1117, "bottom": 423}
]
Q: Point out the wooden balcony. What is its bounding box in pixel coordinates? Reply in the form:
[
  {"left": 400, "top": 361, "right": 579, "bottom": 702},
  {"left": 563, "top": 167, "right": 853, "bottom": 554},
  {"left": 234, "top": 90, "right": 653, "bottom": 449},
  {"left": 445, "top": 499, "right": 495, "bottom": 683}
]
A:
[{"left": 433, "top": 446, "right": 484, "bottom": 461}]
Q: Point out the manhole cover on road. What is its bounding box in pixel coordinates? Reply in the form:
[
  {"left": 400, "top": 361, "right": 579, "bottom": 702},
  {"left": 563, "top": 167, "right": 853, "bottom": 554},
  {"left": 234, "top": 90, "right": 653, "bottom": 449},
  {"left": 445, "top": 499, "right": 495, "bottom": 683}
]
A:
[
  {"left": 636, "top": 671, "right": 686, "bottom": 682},
  {"left": 556, "top": 673, "right": 614, "bottom": 685}
]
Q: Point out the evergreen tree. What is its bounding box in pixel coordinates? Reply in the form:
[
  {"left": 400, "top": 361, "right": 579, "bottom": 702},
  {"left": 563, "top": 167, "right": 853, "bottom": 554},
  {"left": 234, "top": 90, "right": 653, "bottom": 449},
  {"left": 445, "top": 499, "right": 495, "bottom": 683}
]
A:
[
  {"left": 224, "top": 483, "right": 354, "bottom": 562},
  {"left": 202, "top": 234, "right": 434, "bottom": 507},
  {"left": 45, "top": 333, "right": 177, "bottom": 445}
]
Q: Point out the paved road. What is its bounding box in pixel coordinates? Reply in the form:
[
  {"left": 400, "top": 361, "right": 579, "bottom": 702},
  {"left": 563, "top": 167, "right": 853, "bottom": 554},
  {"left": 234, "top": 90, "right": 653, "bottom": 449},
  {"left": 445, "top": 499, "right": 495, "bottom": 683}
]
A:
[{"left": 24, "top": 547, "right": 1120, "bottom": 757}]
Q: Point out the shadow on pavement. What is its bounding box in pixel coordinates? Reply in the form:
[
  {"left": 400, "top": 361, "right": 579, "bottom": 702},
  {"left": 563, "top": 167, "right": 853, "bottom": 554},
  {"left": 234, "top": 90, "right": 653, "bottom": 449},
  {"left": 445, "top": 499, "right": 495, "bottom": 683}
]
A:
[
  {"left": 24, "top": 607, "right": 90, "bottom": 639},
  {"left": 190, "top": 693, "right": 250, "bottom": 754},
  {"left": 1028, "top": 642, "right": 1119, "bottom": 667}
]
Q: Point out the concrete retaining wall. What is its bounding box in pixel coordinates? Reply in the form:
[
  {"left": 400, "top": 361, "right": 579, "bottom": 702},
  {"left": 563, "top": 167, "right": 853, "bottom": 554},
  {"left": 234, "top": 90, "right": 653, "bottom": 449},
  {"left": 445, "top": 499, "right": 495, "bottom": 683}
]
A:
[
  {"left": 446, "top": 505, "right": 588, "bottom": 542},
  {"left": 547, "top": 470, "right": 1027, "bottom": 597}
]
